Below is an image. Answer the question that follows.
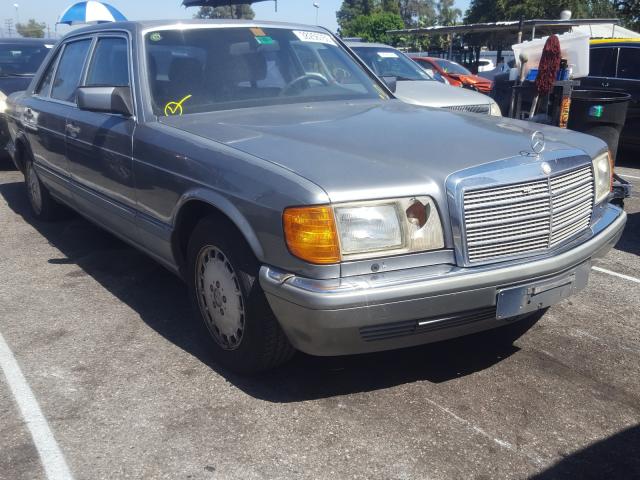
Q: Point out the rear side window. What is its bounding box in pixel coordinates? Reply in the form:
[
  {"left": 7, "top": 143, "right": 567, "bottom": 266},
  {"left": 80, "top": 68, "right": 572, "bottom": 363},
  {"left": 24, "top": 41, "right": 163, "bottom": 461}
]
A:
[
  {"left": 86, "top": 37, "right": 130, "bottom": 86},
  {"left": 35, "top": 49, "right": 61, "bottom": 96},
  {"left": 51, "top": 39, "right": 91, "bottom": 102},
  {"left": 589, "top": 47, "right": 617, "bottom": 77},
  {"left": 617, "top": 47, "right": 640, "bottom": 80}
]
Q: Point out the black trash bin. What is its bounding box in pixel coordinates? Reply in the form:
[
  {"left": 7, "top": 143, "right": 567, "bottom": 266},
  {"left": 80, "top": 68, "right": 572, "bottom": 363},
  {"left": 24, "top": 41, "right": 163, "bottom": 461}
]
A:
[{"left": 567, "top": 89, "right": 631, "bottom": 163}]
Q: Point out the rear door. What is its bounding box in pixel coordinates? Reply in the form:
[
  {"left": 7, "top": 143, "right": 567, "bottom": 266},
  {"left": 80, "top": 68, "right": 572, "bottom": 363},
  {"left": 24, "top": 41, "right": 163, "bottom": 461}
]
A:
[
  {"left": 65, "top": 34, "right": 137, "bottom": 239},
  {"left": 615, "top": 46, "right": 640, "bottom": 147},
  {"left": 21, "top": 38, "right": 92, "bottom": 203}
]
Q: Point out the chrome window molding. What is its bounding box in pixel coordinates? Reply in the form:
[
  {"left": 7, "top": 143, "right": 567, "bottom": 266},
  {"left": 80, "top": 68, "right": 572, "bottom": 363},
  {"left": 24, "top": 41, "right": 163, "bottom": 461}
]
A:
[{"left": 446, "top": 149, "right": 596, "bottom": 267}]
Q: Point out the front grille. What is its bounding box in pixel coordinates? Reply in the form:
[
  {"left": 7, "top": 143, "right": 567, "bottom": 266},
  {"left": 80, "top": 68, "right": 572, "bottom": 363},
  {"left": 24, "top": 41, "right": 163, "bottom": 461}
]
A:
[
  {"left": 463, "top": 165, "right": 594, "bottom": 263},
  {"left": 443, "top": 104, "right": 490, "bottom": 115},
  {"left": 359, "top": 308, "right": 497, "bottom": 342}
]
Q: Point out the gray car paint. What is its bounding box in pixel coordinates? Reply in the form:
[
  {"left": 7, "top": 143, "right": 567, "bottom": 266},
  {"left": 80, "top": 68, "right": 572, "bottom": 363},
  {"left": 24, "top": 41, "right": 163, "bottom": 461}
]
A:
[{"left": 5, "top": 20, "right": 626, "bottom": 357}]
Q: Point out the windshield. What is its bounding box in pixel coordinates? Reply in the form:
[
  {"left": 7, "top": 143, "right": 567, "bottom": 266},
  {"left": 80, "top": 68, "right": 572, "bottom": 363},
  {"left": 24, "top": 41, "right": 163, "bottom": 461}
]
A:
[
  {"left": 0, "top": 43, "right": 52, "bottom": 76},
  {"left": 145, "top": 27, "right": 388, "bottom": 116},
  {"left": 435, "top": 59, "right": 471, "bottom": 76},
  {"left": 351, "top": 46, "right": 432, "bottom": 81}
]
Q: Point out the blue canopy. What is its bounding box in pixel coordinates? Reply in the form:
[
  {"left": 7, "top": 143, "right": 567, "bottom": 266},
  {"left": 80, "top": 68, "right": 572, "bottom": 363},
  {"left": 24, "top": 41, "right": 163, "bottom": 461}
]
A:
[{"left": 58, "top": 1, "right": 127, "bottom": 25}]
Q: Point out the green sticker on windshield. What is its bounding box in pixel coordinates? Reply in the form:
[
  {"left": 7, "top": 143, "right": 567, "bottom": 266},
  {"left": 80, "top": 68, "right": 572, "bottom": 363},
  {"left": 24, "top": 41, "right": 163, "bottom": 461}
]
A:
[
  {"left": 256, "top": 36, "right": 274, "bottom": 45},
  {"left": 149, "top": 32, "right": 162, "bottom": 42}
]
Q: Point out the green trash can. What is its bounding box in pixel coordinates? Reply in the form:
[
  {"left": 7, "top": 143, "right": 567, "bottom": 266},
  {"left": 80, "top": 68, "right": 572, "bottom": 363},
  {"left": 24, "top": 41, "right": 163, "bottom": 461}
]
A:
[{"left": 567, "top": 89, "right": 631, "bottom": 163}]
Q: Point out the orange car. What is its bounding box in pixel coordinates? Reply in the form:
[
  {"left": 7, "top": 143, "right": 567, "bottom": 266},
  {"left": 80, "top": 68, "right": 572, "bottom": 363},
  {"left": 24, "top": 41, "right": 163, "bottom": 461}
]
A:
[{"left": 411, "top": 56, "right": 493, "bottom": 94}]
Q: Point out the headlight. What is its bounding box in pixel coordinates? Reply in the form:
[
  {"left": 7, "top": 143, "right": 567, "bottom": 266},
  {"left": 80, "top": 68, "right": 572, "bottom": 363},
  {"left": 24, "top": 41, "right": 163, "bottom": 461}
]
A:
[
  {"left": 283, "top": 197, "right": 444, "bottom": 264},
  {"left": 489, "top": 101, "right": 502, "bottom": 116},
  {"left": 592, "top": 151, "right": 613, "bottom": 204}
]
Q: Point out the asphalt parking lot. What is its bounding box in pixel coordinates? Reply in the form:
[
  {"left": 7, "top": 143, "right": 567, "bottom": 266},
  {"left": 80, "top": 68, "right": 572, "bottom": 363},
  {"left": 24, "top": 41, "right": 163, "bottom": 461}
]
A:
[{"left": 1, "top": 152, "right": 639, "bottom": 480}]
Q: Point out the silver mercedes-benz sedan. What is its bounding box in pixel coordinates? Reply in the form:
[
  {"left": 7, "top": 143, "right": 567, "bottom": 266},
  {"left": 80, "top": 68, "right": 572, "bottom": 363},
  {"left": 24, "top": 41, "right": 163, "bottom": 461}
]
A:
[{"left": 6, "top": 20, "right": 625, "bottom": 373}]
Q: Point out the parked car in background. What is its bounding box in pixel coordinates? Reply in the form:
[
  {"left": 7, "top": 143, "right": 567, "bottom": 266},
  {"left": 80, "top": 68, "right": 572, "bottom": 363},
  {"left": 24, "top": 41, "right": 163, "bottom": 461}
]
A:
[
  {"left": 580, "top": 38, "right": 640, "bottom": 151},
  {"left": 0, "top": 38, "right": 55, "bottom": 159},
  {"left": 6, "top": 20, "right": 625, "bottom": 374},
  {"left": 411, "top": 56, "right": 493, "bottom": 94},
  {"left": 347, "top": 42, "right": 501, "bottom": 115}
]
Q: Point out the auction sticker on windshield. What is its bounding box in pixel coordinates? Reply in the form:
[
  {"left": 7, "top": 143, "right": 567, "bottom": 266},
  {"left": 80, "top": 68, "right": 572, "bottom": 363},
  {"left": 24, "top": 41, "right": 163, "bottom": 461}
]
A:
[
  {"left": 377, "top": 52, "right": 398, "bottom": 58},
  {"left": 293, "top": 30, "right": 336, "bottom": 45}
]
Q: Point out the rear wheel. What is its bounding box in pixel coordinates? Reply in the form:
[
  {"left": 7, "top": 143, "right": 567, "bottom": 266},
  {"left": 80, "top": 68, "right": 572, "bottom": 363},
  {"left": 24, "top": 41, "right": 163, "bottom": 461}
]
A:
[
  {"left": 25, "top": 161, "right": 63, "bottom": 221},
  {"left": 187, "top": 215, "right": 294, "bottom": 374}
]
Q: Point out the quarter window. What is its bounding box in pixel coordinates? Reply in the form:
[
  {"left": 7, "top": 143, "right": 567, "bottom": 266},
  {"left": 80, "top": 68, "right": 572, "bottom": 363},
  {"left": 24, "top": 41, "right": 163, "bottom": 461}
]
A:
[
  {"left": 589, "top": 47, "right": 618, "bottom": 77},
  {"left": 617, "top": 47, "right": 640, "bottom": 80},
  {"left": 86, "top": 37, "right": 130, "bottom": 86},
  {"left": 35, "top": 49, "right": 61, "bottom": 97},
  {"left": 51, "top": 39, "right": 92, "bottom": 102}
]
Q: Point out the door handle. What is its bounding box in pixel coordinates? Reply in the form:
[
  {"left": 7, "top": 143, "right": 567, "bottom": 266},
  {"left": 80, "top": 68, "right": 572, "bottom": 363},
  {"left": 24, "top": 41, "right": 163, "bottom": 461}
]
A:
[{"left": 66, "top": 123, "right": 81, "bottom": 137}]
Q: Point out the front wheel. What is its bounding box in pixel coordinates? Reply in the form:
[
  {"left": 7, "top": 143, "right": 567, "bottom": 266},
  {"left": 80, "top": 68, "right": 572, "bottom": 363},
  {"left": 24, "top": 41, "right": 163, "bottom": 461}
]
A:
[{"left": 187, "top": 216, "right": 294, "bottom": 374}]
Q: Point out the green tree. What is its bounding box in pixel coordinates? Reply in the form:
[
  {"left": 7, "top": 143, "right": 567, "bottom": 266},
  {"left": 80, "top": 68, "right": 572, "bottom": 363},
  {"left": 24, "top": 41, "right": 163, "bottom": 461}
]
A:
[
  {"left": 16, "top": 19, "right": 46, "bottom": 38},
  {"left": 381, "top": 0, "right": 401, "bottom": 14},
  {"left": 341, "top": 11, "right": 405, "bottom": 43},
  {"left": 337, "top": 0, "right": 376, "bottom": 32},
  {"left": 464, "top": 0, "right": 503, "bottom": 23},
  {"left": 398, "top": 0, "right": 436, "bottom": 27},
  {"left": 437, "top": 0, "right": 462, "bottom": 25},
  {"left": 614, "top": 0, "right": 639, "bottom": 30},
  {"left": 194, "top": 5, "right": 255, "bottom": 20}
]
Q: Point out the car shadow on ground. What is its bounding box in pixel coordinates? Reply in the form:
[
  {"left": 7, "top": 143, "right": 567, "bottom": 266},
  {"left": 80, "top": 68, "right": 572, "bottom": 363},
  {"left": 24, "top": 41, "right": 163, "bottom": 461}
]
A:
[
  {"left": 0, "top": 180, "right": 587, "bottom": 402},
  {"left": 529, "top": 424, "right": 640, "bottom": 480},
  {"left": 615, "top": 211, "right": 639, "bottom": 256}
]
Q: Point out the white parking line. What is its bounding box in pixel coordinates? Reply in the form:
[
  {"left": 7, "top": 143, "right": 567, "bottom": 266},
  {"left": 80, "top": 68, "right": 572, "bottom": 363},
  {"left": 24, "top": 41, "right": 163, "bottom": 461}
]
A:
[
  {"left": 593, "top": 266, "right": 640, "bottom": 285},
  {"left": 620, "top": 174, "right": 640, "bottom": 180},
  {"left": 0, "top": 332, "right": 74, "bottom": 480}
]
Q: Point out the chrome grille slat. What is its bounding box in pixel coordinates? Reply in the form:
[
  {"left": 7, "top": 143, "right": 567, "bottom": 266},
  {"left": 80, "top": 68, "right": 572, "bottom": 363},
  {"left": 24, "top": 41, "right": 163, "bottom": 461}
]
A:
[{"left": 463, "top": 165, "right": 594, "bottom": 263}]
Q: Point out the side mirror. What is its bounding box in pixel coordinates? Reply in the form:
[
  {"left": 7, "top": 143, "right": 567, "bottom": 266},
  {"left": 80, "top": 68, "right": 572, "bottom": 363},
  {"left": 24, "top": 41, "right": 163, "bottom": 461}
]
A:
[
  {"left": 381, "top": 76, "right": 397, "bottom": 93},
  {"left": 77, "top": 86, "right": 133, "bottom": 116}
]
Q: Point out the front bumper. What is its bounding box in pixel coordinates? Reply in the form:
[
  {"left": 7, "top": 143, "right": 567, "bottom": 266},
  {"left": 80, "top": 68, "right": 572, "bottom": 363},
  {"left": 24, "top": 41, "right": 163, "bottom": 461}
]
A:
[{"left": 260, "top": 205, "right": 626, "bottom": 356}]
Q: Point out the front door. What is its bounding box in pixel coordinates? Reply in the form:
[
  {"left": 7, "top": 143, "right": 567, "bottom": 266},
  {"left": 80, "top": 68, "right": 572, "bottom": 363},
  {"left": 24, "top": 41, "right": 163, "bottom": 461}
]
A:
[{"left": 65, "top": 35, "right": 137, "bottom": 239}]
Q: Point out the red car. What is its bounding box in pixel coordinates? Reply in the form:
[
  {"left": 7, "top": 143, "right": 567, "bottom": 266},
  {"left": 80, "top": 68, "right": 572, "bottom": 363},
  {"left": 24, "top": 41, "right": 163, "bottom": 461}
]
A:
[{"left": 411, "top": 56, "right": 493, "bottom": 94}]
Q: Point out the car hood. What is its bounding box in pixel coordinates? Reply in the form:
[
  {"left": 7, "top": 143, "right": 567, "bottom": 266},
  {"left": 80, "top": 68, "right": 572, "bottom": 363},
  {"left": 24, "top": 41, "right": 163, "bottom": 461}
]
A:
[
  {"left": 160, "top": 99, "right": 605, "bottom": 203},
  {"left": 448, "top": 73, "right": 491, "bottom": 85},
  {"left": 0, "top": 76, "right": 33, "bottom": 96},
  {"left": 394, "top": 80, "right": 491, "bottom": 107}
]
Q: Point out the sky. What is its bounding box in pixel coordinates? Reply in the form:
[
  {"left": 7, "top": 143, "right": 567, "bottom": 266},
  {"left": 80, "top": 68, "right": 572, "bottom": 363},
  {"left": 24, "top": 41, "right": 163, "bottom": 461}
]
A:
[{"left": 0, "top": 0, "right": 472, "bottom": 37}]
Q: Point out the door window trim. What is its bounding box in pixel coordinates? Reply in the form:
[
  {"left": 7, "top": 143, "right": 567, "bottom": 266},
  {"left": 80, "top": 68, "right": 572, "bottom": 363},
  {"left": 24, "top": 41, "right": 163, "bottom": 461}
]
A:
[
  {"left": 83, "top": 34, "right": 131, "bottom": 87},
  {"left": 80, "top": 31, "right": 138, "bottom": 119},
  {"left": 615, "top": 46, "right": 640, "bottom": 82},
  {"left": 38, "top": 35, "right": 96, "bottom": 108},
  {"left": 588, "top": 46, "right": 619, "bottom": 79}
]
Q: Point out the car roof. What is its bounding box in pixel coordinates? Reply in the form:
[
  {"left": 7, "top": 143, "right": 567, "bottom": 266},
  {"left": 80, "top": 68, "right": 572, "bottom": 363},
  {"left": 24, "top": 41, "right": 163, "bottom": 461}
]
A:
[
  {"left": 345, "top": 41, "right": 396, "bottom": 49},
  {"left": 590, "top": 38, "right": 640, "bottom": 45},
  {"left": 66, "top": 19, "right": 329, "bottom": 37},
  {"left": 0, "top": 38, "right": 56, "bottom": 45}
]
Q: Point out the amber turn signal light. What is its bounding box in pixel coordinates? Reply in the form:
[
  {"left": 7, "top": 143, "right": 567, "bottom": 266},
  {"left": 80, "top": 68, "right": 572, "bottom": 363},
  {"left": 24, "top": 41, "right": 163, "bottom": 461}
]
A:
[{"left": 283, "top": 205, "right": 340, "bottom": 264}]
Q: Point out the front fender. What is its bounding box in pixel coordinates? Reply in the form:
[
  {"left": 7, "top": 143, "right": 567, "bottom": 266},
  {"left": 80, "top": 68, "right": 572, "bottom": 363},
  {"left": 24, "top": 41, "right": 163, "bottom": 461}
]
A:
[{"left": 173, "top": 187, "right": 266, "bottom": 261}]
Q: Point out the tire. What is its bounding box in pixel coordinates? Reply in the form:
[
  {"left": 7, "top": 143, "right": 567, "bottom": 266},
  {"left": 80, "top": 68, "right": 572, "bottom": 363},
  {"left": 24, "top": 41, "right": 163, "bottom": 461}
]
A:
[
  {"left": 186, "top": 215, "right": 295, "bottom": 374},
  {"left": 25, "top": 160, "right": 64, "bottom": 221}
]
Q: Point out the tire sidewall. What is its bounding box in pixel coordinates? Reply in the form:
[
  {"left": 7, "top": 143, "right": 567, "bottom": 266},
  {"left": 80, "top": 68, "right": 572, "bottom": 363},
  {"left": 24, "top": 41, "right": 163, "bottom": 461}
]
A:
[{"left": 186, "top": 217, "right": 285, "bottom": 373}]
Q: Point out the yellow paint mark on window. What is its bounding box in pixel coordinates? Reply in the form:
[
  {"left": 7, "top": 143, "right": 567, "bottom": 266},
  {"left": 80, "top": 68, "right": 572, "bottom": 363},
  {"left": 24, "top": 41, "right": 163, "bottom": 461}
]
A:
[{"left": 164, "top": 94, "right": 192, "bottom": 116}]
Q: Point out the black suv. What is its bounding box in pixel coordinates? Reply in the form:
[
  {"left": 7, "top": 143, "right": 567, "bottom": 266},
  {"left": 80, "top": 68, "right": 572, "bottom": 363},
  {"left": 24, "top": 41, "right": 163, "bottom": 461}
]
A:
[{"left": 581, "top": 39, "right": 640, "bottom": 151}]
